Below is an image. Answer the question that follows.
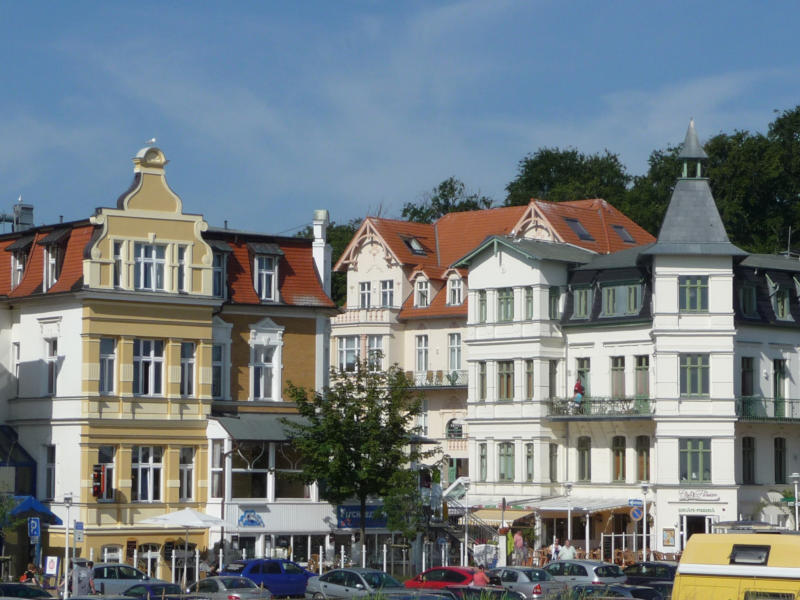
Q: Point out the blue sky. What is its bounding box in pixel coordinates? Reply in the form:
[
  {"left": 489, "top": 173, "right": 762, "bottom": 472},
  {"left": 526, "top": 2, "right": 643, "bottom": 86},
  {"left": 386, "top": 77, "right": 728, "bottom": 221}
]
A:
[{"left": 1, "top": 1, "right": 798, "bottom": 235}]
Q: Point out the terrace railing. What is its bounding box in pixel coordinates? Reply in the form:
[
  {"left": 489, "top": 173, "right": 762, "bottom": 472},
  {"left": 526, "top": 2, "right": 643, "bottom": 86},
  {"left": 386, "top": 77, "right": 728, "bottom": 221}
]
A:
[
  {"left": 736, "top": 396, "right": 800, "bottom": 422},
  {"left": 546, "top": 396, "right": 654, "bottom": 419}
]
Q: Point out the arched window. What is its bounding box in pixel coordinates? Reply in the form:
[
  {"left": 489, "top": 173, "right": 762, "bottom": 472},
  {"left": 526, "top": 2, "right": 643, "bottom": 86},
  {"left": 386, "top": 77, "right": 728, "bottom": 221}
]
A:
[{"left": 446, "top": 419, "right": 463, "bottom": 439}]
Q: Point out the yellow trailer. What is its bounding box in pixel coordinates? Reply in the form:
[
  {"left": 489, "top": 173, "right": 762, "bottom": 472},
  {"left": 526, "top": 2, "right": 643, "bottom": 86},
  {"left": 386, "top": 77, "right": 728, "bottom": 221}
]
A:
[{"left": 673, "top": 533, "right": 800, "bottom": 600}]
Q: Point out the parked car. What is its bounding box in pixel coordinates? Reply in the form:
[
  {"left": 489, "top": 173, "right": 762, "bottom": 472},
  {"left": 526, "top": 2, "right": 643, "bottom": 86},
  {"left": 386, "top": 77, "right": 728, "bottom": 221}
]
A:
[
  {"left": 221, "top": 559, "right": 314, "bottom": 596},
  {"left": 489, "top": 567, "right": 567, "bottom": 600},
  {"left": 305, "top": 567, "right": 405, "bottom": 599},
  {"left": 444, "top": 585, "right": 526, "bottom": 600},
  {"left": 644, "top": 581, "right": 672, "bottom": 600},
  {"left": 404, "top": 567, "right": 480, "bottom": 589},
  {"left": 567, "top": 584, "right": 662, "bottom": 600},
  {"left": 621, "top": 563, "right": 677, "bottom": 585},
  {"left": 93, "top": 563, "right": 167, "bottom": 595},
  {"left": 187, "top": 576, "right": 271, "bottom": 600},
  {"left": 543, "top": 561, "right": 626, "bottom": 588},
  {"left": 0, "top": 583, "right": 53, "bottom": 598},
  {"left": 122, "top": 582, "right": 186, "bottom": 600}
]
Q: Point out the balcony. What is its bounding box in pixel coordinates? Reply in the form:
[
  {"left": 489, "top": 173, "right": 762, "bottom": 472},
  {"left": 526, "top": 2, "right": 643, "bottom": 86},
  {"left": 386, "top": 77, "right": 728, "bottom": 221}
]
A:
[
  {"left": 331, "top": 308, "right": 397, "bottom": 325},
  {"left": 736, "top": 396, "right": 800, "bottom": 422},
  {"left": 546, "top": 396, "right": 654, "bottom": 420},
  {"left": 407, "top": 370, "right": 468, "bottom": 389}
]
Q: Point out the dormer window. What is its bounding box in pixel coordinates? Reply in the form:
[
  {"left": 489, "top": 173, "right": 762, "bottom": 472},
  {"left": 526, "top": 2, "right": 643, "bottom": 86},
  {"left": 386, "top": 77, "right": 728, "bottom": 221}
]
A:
[
  {"left": 404, "top": 237, "right": 426, "bottom": 256},
  {"left": 40, "top": 229, "right": 69, "bottom": 292},
  {"left": 564, "top": 218, "right": 595, "bottom": 241},
  {"left": 248, "top": 242, "right": 283, "bottom": 302},
  {"left": 134, "top": 242, "right": 166, "bottom": 291},
  {"left": 6, "top": 234, "right": 34, "bottom": 288},
  {"left": 447, "top": 278, "right": 463, "bottom": 305},
  {"left": 415, "top": 279, "right": 429, "bottom": 307}
]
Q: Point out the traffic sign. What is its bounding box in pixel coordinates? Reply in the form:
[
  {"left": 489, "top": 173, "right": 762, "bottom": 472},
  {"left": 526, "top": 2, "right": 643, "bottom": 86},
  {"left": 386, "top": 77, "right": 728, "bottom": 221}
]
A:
[
  {"left": 630, "top": 506, "right": 644, "bottom": 521},
  {"left": 28, "top": 517, "right": 40, "bottom": 538},
  {"left": 628, "top": 499, "right": 643, "bottom": 507},
  {"left": 75, "top": 521, "right": 84, "bottom": 542}
]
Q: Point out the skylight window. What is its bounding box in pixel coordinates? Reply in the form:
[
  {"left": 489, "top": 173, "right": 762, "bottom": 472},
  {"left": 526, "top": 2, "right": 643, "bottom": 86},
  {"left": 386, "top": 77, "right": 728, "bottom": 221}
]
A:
[
  {"left": 612, "top": 224, "right": 636, "bottom": 244},
  {"left": 564, "top": 218, "right": 595, "bottom": 241},
  {"left": 404, "top": 237, "right": 426, "bottom": 256}
]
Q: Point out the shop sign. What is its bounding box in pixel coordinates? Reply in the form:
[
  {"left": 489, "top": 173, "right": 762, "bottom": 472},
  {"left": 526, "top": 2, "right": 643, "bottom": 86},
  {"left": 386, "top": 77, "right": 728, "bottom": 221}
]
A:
[
  {"left": 336, "top": 505, "right": 387, "bottom": 529},
  {"left": 238, "top": 509, "right": 265, "bottom": 527},
  {"left": 678, "top": 489, "right": 720, "bottom": 502},
  {"left": 678, "top": 506, "right": 717, "bottom": 514}
]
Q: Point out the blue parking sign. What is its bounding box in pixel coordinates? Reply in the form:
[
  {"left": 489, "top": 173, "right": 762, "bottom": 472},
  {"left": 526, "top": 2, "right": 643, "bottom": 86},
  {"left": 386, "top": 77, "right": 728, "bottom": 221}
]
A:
[{"left": 28, "top": 517, "right": 40, "bottom": 538}]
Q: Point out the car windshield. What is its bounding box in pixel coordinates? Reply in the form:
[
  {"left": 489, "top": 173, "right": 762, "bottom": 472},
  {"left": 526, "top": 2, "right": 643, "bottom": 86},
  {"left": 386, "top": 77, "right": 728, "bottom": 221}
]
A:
[
  {"left": 362, "top": 572, "right": 403, "bottom": 588},
  {"left": 629, "top": 589, "right": 662, "bottom": 600},
  {"left": 522, "top": 570, "right": 551, "bottom": 581},
  {"left": 224, "top": 563, "right": 247, "bottom": 573},
  {"left": 595, "top": 565, "right": 624, "bottom": 577},
  {"left": 222, "top": 578, "right": 257, "bottom": 589}
]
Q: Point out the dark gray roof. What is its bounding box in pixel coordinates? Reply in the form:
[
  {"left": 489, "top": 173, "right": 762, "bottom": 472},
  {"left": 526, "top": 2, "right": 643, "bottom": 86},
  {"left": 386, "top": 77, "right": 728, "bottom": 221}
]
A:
[
  {"left": 212, "top": 413, "right": 307, "bottom": 441},
  {"left": 5, "top": 234, "right": 35, "bottom": 252},
  {"left": 247, "top": 241, "right": 284, "bottom": 256},
  {"left": 206, "top": 239, "right": 233, "bottom": 253},
  {"left": 741, "top": 254, "right": 800, "bottom": 273},
  {"left": 575, "top": 243, "right": 654, "bottom": 270},
  {"left": 453, "top": 235, "right": 595, "bottom": 267},
  {"left": 678, "top": 119, "right": 708, "bottom": 160},
  {"left": 644, "top": 179, "right": 747, "bottom": 256}
]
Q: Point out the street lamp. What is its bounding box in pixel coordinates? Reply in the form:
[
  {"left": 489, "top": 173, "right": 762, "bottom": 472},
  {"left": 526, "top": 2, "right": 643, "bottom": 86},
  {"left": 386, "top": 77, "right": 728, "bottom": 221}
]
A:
[
  {"left": 789, "top": 473, "right": 800, "bottom": 531},
  {"left": 641, "top": 482, "right": 649, "bottom": 561},
  {"left": 565, "top": 482, "right": 573, "bottom": 542},
  {"left": 63, "top": 493, "right": 73, "bottom": 600}
]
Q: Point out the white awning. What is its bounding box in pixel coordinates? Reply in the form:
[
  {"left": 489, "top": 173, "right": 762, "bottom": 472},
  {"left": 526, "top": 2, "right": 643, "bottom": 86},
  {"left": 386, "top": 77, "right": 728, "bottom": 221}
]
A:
[{"left": 531, "top": 496, "right": 631, "bottom": 514}]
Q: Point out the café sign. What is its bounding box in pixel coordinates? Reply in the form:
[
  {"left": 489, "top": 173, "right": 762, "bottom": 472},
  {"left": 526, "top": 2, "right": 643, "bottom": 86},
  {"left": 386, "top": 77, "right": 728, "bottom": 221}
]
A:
[{"left": 678, "top": 489, "right": 720, "bottom": 502}]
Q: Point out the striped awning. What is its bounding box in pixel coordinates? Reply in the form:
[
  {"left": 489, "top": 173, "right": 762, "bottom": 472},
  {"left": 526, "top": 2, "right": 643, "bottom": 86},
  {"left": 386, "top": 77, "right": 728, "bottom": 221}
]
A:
[
  {"left": 532, "top": 496, "right": 631, "bottom": 514},
  {"left": 471, "top": 508, "right": 534, "bottom": 525}
]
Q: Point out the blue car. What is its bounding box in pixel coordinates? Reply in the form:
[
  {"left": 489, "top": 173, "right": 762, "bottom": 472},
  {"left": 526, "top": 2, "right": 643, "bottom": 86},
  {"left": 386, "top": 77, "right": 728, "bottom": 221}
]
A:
[{"left": 221, "top": 559, "right": 315, "bottom": 596}]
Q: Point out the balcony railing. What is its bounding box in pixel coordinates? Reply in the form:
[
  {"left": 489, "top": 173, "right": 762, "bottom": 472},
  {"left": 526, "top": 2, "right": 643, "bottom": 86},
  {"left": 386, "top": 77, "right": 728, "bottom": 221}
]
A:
[
  {"left": 331, "top": 307, "right": 397, "bottom": 325},
  {"left": 546, "top": 396, "right": 654, "bottom": 419},
  {"left": 736, "top": 396, "right": 800, "bottom": 422},
  {"left": 407, "top": 370, "right": 468, "bottom": 388}
]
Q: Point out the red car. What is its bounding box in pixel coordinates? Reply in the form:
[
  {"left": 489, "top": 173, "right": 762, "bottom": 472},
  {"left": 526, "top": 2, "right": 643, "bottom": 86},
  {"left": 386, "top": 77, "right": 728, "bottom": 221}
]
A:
[{"left": 405, "top": 567, "right": 480, "bottom": 589}]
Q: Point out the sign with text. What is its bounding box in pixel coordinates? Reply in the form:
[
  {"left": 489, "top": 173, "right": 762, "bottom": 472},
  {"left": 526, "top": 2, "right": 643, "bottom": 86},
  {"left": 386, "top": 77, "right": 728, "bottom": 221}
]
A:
[
  {"left": 28, "top": 517, "right": 40, "bottom": 538},
  {"left": 336, "top": 505, "right": 387, "bottom": 529}
]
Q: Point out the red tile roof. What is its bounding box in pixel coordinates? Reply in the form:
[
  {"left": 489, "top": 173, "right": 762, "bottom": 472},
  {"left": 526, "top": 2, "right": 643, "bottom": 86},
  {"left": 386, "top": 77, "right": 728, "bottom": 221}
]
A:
[
  {"left": 219, "top": 237, "right": 335, "bottom": 308},
  {"left": 9, "top": 232, "right": 46, "bottom": 298},
  {"left": 48, "top": 225, "right": 94, "bottom": 293}
]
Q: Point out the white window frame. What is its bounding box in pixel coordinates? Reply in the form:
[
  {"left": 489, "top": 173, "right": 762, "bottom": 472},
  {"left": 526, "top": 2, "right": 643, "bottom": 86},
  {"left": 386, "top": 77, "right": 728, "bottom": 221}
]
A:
[
  {"left": 415, "top": 279, "right": 429, "bottom": 308},
  {"left": 131, "top": 445, "right": 163, "bottom": 502},
  {"left": 112, "top": 241, "right": 123, "bottom": 288},
  {"left": 255, "top": 255, "right": 277, "bottom": 301},
  {"left": 133, "top": 339, "right": 164, "bottom": 396},
  {"left": 43, "top": 245, "right": 60, "bottom": 291},
  {"left": 249, "top": 317, "right": 284, "bottom": 401},
  {"left": 212, "top": 252, "right": 227, "bottom": 298},
  {"left": 180, "top": 342, "right": 195, "bottom": 397},
  {"left": 179, "top": 447, "right": 195, "bottom": 501},
  {"left": 11, "top": 249, "right": 27, "bottom": 288},
  {"left": 211, "top": 317, "right": 232, "bottom": 400},
  {"left": 99, "top": 338, "right": 115, "bottom": 395},
  {"left": 448, "top": 278, "right": 463, "bottom": 305},
  {"left": 448, "top": 333, "right": 461, "bottom": 371},
  {"left": 416, "top": 335, "right": 429, "bottom": 372},
  {"left": 367, "top": 335, "right": 383, "bottom": 372},
  {"left": 210, "top": 440, "right": 224, "bottom": 499},
  {"left": 359, "top": 281, "right": 371, "bottom": 309},
  {"left": 338, "top": 336, "right": 359, "bottom": 372},
  {"left": 98, "top": 445, "right": 115, "bottom": 502},
  {"left": 134, "top": 242, "right": 166, "bottom": 291},
  {"left": 380, "top": 280, "right": 394, "bottom": 307},
  {"left": 46, "top": 338, "right": 57, "bottom": 396},
  {"left": 177, "top": 245, "right": 188, "bottom": 293}
]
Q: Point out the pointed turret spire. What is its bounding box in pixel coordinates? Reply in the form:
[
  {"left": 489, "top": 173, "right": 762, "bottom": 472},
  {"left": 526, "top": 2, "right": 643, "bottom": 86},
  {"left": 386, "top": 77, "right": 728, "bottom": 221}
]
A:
[{"left": 678, "top": 119, "right": 707, "bottom": 178}]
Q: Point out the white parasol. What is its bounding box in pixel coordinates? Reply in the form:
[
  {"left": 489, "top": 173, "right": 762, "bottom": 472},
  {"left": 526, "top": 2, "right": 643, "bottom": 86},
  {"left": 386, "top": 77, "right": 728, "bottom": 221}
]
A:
[{"left": 140, "top": 508, "right": 225, "bottom": 588}]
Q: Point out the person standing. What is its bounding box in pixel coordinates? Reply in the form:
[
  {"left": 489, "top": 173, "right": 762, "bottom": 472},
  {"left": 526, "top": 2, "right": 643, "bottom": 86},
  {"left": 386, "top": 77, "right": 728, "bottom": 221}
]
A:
[
  {"left": 71, "top": 560, "right": 95, "bottom": 596},
  {"left": 473, "top": 565, "right": 490, "bottom": 587},
  {"left": 559, "top": 539, "right": 577, "bottom": 560},
  {"left": 548, "top": 538, "right": 561, "bottom": 562},
  {"left": 572, "top": 379, "right": 585, "bottom": 414},
  {"left": 513, "top": 530, "right": 525, "bottom": 565}
]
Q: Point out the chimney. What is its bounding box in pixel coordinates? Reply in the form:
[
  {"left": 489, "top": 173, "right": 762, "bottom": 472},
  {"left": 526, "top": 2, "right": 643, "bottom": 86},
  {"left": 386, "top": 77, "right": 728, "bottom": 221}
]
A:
[
  {"left": 13, "top": 203, "right": 34, "bottom": 231},
  {"left": 312, "top": 209, "right": 331, "bottom": 296}
]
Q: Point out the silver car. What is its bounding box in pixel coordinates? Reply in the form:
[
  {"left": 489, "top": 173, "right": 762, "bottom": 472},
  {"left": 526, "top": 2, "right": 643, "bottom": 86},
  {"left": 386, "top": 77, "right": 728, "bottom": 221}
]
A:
[
  {"left": 92, "top": 563, "right": 167, "bottom": 595},
  {"left": 188, "top": 576, "right": 271, "bottom": 600},
  {"left": 489, "top": 567, "right": 567, "bottom": 600},
  {"left": 305, "top": 568, "right": 405, "bottom": 599},
  {"left": 543, "top": 560, "right": 626, "bottom": 588}
]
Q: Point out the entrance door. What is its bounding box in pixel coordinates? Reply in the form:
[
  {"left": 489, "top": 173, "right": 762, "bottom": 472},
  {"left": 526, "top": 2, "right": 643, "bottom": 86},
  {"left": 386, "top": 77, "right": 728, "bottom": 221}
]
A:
[{"left": 683, "top": 516, "right": 707, "bottom": 545}]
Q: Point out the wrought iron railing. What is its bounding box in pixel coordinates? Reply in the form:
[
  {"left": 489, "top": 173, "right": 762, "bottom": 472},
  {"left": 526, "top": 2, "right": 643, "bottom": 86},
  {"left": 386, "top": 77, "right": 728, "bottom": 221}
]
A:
[
  {"left": 736, "top": 396, "right": 800, "bottom": 421},
  {"left": 407, "top": 370, "right": 468, "bottom": 388},
  {"left": 546, "top": 396, "right": 654, "bottom": 418}
]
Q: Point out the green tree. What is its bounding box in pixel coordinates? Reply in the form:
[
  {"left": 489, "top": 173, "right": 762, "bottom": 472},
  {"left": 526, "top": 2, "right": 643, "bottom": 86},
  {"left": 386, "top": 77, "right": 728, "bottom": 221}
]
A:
[
  {"left": 295, "top": 218, "right": 360, "bottom": 306},
  {"left": 284, "top": 362, "right": 437, "bottom": 549},
  {"left": 624, "top": 145, "right": 683, "bottom": 236},
  {"left": 401, "top": 177, "right": 493, "bottom": 223},
  {"left": 504, "top": 148, "right": 631, "bottom": 207}
]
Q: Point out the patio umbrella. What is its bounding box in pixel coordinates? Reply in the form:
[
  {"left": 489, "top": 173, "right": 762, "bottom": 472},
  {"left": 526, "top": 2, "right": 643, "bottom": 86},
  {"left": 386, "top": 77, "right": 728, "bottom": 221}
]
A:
[{"left": 139, "top": 508, "right": 224, "bottom": 588}]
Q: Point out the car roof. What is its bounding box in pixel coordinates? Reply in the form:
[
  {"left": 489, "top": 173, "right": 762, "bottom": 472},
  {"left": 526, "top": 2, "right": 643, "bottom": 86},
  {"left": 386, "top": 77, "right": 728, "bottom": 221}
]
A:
[{"left": 553, "top": 560, "right": 612, "bottom": 567}]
